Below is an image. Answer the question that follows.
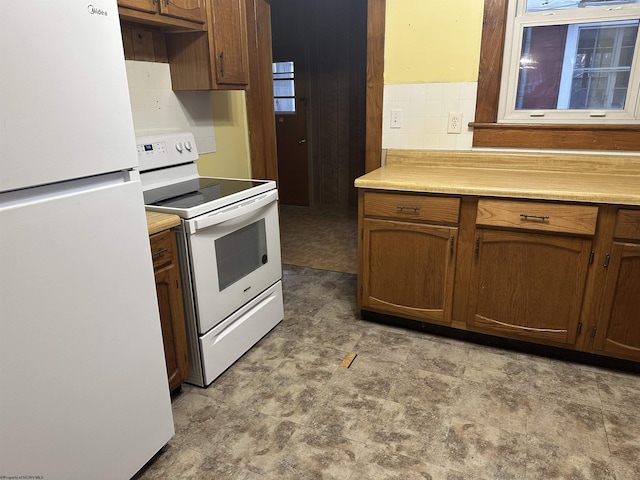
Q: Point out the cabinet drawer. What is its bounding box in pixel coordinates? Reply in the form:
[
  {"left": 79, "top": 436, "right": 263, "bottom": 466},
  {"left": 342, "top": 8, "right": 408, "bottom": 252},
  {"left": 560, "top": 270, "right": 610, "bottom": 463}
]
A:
[
  {"left": 476, "top": 199, "right": 598, "bottom": 236},
  {"left": 614, "top": 209, "right": 640, "bottom": 241},
  {"left": 149, "top": 229, "right": 176, "bottom": 269},
  {"left": 364, "top": 192, "right": 460, "bottom": 224}
]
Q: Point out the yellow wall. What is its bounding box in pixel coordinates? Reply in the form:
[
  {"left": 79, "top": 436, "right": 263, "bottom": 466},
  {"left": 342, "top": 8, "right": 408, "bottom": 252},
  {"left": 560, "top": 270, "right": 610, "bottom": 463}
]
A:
[
  {"left": 196, "top": 91, "right": 252, "bottom": 179},
  {"left": 384, "top": 0, "right": 484, "bottom": 84}
]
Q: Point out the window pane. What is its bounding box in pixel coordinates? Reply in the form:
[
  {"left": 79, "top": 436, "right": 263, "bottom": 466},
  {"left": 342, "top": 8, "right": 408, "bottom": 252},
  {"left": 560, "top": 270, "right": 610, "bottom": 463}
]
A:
[
  {"left": 274, "top": 97, "right": 295, "bottom": 113},
  {"left": 272, "top": 61, "right": 294, "bottom": 74},
  {"left": 274, "top": 79, "right": 295, "bottom": 97},
  {"left": 516, "top": 25, "right": 568, "bottom": 109},
  {"left": 516, "top": 21, "right": 638, "bottom": 110},
  {"left": 526, "top": 0, "right": 640, "bottom": 13}
]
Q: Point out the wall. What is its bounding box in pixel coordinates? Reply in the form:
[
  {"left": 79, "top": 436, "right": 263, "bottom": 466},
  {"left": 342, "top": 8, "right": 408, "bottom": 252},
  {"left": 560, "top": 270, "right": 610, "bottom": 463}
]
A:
[
  {"left": 382, "top": 0, "right": 485, "bottom": 151},
  {"left": 125, "top": 60, "right": 251, "bottom": 178},
  {"left": 201, "top": 91, "right": 251, "bottom": 179}
]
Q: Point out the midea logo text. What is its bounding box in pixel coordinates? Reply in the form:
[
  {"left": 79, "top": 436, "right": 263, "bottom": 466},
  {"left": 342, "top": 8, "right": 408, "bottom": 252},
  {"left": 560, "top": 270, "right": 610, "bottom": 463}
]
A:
[{"left": 88, "top": 5, "right": 108, "bottom": 16}]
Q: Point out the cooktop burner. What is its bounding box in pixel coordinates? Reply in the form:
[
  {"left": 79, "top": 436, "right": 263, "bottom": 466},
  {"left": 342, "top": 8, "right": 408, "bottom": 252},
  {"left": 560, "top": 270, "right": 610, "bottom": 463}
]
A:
[{"left": 143, "top": 177, "right": 266, "bottom": 209}]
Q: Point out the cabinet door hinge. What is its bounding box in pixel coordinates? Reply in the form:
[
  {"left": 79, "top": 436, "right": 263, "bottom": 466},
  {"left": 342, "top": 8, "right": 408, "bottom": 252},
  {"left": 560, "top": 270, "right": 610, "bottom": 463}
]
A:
[
  {"left": 360, "top": 285, "right": 363, "bottom": 297},
  {"left": 474, "top": 236, "right": 480, "bottom": 260},
  {"left": 577, "top": 322, "right": 582, "bottom": 335},
  {"left": 361, "top": 228, "right": 364, "bottom": 241},
  {"left": 591, "top": 325, "right": 597, "bottom": 338},
  {"left": 589, "top": 252, "right": 594, "bottom": 265},
  {"left": 450, "top": 235, "right": 455, "bottom": 258},
  {"left": 603, "top": 254, "right": 611, "bottom": 268}
]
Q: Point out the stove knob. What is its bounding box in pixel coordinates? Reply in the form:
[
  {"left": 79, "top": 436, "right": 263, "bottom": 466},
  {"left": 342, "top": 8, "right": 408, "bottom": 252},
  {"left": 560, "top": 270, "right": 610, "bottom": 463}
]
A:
[
  {"left": 175, "top": 142, "right": 184, "bottom": 153},
  {"left": 185, "top": 141, "right": 192, "bottom": 151}
]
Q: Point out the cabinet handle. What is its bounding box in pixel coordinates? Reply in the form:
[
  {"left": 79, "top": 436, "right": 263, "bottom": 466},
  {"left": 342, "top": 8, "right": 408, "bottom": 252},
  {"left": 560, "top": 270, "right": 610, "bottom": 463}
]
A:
[
  {"left": 152, "top": 248, "right": 168, "bottom": 257},
  {"left": 520, "top": 213, "right": 550, "bottom": 221},
  {"left": 603, "top": 254, "right": 610, "bottom": 268},
  {"left": 474, "top": 236, "right": 480, "bottom": 259},
  {"left": 165, "top": 0, "right": 169, "bottom": 6},
  {"left": 397, "top": 205, "right": 420, "bottom": 213},
  {"left": 219, "top": 52, "right": 225, "bottom": 77}
]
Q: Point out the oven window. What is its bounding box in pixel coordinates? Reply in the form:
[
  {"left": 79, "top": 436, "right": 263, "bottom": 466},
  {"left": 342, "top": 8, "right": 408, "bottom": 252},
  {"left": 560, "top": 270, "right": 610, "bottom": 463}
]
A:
[{"left": 215, "top": 219, "right": 268, "bottom": 291}]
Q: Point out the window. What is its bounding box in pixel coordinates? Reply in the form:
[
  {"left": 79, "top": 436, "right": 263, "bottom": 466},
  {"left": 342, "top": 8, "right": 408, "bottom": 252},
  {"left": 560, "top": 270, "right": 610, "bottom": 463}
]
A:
[
  {"left": 472, "top": 0, "right": 640, "bottom": 151},
  {"left": 500, "top": 0, "right": 640, "bottom": 123},
  {"left": 273, "top": 61, "right": 296, "bottom": 114}
]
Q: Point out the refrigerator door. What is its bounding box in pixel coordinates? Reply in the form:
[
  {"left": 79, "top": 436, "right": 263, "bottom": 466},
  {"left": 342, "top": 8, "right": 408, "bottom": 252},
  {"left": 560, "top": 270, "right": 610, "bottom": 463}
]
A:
[
  {"left": 0, "top": 0, "right": 138, "bottom": 191},
  {"left": 0, "top": 174, "right": 174, "bottom": 480}
]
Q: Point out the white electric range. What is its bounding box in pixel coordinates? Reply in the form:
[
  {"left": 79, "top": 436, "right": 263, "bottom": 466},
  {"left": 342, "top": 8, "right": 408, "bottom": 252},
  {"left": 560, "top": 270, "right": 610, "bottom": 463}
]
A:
[{"left": 138, "top": 132, "right": 284, "bottom": 387}]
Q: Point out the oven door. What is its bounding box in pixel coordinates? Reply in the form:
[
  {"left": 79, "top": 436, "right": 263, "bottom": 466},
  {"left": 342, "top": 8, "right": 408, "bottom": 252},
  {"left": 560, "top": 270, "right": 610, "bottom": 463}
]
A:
[{"left": 185, "top": 189, "right": 282, "bottom": 334}]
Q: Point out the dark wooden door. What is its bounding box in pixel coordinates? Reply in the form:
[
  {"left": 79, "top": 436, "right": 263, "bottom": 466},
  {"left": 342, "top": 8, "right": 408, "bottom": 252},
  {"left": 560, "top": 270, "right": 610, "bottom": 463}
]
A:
[{"left": 274, "top": 46, "right": 309, "bottom": 205}]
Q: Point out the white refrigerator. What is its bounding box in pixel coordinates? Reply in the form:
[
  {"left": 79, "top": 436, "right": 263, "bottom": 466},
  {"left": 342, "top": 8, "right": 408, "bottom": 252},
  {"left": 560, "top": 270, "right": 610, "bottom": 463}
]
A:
[{"left": 0, "top": 2, "right": 175, "bottom": 479}]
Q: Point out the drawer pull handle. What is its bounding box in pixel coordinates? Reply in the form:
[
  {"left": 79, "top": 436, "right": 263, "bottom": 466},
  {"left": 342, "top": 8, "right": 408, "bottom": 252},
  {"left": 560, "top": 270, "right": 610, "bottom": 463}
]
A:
[
  {"left": 152, "top": 248, "right": 169, "bottom": 257},
  {"left": 520, "top": 213, "right": 550, "bottom": 221},
  {"left": 397, "top": 206, "right": 421, "bottom": 213}
]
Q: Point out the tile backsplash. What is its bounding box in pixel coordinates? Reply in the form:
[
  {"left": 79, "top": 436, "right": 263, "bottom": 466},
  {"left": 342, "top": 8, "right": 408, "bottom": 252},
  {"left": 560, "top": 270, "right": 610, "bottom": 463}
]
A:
[
  {"left": 382, "top": 82, "right": 477, "bottom": 151},
  {"left": 125, "top": 60, "right": 216, "bottom": 153}
]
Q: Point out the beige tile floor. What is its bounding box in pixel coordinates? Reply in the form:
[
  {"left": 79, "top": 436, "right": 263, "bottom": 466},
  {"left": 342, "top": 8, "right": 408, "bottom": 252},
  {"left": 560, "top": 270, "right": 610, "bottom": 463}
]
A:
[
  {"left": 134, "top": 209, "right": 640, "bottom": 479},
  {"left": 278, "top": 205, "right": 358, "bottom": 274}
]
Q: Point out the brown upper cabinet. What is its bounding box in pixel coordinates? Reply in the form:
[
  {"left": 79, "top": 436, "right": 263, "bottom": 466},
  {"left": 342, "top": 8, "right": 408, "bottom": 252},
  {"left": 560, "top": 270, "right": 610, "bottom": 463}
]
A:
[
  {"left": 118, "top": 0, "right": 207, "bottom": 30},
  {"left": 166, "top": 0, "right": 250, "bottom": 90}
]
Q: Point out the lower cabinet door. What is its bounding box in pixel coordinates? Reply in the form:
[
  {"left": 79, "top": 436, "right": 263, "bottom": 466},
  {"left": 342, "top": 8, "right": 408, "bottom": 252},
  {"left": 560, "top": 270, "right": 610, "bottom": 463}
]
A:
[
  {"left": 152, "top": 230, "right": 189, "bottom": 392},
  {"left": 468, "top": 229, "right": 592, "bottom": 346},
  {"left": 362, "top": 218, "right": 457, "bottom": 324},
  {"left": 593, "top": 242, "right": 640, "bottom": 361}
]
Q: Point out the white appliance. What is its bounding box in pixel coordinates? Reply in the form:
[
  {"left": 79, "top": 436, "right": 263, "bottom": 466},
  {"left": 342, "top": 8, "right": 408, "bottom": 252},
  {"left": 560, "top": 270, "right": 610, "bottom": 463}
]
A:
[
  {"left": 137, "top": 132, "right": 284, "bottom": 387},
  {"left": 0, "top": 3, "right": 174, "bottom": 480}
]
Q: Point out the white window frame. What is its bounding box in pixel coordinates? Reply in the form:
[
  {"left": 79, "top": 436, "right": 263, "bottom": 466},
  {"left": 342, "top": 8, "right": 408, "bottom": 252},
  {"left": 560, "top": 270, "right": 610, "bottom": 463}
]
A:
[{"left": 498, "top": 0, "right": 640, "bottom": 124}]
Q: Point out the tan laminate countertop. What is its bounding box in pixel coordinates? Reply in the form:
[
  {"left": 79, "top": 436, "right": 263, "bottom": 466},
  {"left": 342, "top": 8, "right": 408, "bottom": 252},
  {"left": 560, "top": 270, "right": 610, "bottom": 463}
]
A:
[
  {"left": 355, "top": 150, "right": 640, "bottom": 206},
  {"left": 146, "top": 211, "right": 181, "bottom": 235}
]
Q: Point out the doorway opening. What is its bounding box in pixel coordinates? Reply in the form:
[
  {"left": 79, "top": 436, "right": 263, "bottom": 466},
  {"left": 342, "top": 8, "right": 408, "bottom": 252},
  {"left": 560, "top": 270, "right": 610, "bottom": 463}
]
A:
[{"left": 271, "top": 0, "right": 368, "bottom": 209}]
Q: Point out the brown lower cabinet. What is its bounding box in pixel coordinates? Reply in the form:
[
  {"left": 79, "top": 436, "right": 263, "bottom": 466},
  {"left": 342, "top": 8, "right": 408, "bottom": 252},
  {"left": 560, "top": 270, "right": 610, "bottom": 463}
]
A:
[
  {"left": 358, "top": 190, "right": 640, "bottom": 364},
  {"left": 593, "top": 209, "right": 640, "bottom": 362},
  {"left": 360, "top": 191, "right": 459, "bottom": 325},
  {"left": 150, "top": 229, "right": 189, "bottom": 392}
]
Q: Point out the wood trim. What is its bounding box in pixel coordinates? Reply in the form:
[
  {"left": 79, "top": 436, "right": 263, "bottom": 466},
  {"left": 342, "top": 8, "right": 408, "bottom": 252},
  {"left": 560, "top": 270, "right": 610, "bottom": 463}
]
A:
[
  {"left": 365, "top": 0, "right": 385, "bottom": 173},
  {"left": 474, "top": 0, "right": 508, "bottom": 124},
  {"left": 473, "top": 0, "right": 640, "bottom": 151},
  {"left": 472, "top": 123, "right": 640, "bottom": 151},
  {"left": 246, "top": 0, "right": 279, "bottom": 181}
]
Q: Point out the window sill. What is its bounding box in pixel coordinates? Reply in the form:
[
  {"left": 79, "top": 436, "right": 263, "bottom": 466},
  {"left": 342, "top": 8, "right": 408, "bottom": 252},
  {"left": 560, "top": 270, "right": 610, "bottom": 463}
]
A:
[{"left": 470, "top": 123, "right": 640, "bottom": 151}]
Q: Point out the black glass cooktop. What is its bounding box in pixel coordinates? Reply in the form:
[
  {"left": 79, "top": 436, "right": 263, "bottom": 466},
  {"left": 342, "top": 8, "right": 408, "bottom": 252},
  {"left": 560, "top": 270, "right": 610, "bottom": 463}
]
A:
[{"left": 144, "top": 178, "right": 265, "bottom": 209}]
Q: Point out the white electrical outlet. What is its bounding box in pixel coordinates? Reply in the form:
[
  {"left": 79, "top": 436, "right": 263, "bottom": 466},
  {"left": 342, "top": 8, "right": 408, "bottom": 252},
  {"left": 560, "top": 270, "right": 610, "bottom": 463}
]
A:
[
  {"left": 390, "top": 109, "right": 402, "bottom": 129},
  {"left": 447, "top": 112, "right": 462, "bottom": 134}
]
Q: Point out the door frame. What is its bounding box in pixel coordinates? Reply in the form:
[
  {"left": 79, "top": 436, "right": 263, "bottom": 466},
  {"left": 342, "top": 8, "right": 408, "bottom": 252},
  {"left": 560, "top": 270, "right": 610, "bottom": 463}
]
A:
[{"left": 246, "top": 0, "right": 385, "bottom": 181}]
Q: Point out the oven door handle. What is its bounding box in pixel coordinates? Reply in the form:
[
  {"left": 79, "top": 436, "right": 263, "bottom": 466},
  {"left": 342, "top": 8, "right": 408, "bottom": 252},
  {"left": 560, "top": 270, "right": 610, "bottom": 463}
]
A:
[{"left": 190, "top": 189, "right": 278, "bottom": 233}]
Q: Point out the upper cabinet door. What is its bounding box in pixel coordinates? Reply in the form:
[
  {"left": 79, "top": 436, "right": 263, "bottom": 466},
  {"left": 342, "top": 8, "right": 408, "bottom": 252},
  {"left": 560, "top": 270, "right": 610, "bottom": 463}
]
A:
[
  {"left": 117, "top": 0, "right": 157, "bottom": 14},
  {"left": 160, "top": 0, "right": 206, "bottom": 24},
  {"left": 210, "top": 0, "right": 250, "bottom": 86},
  {"left": 117, "top": 0, "right": 206, "bottom": 27}
]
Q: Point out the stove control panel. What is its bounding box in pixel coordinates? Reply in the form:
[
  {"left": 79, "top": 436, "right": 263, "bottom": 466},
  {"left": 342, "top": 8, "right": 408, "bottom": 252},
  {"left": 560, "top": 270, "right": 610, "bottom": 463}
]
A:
[{"left": 135, "top": 132, "right": 199, "bottom": 172}]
